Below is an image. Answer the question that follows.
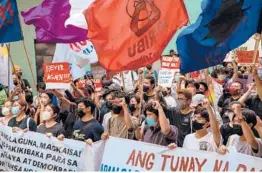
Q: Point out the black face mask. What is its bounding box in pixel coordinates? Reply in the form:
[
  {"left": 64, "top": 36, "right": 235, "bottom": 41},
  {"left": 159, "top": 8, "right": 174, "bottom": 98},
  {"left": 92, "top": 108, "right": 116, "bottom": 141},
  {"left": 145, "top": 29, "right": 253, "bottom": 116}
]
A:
[
  {"left": 232, "top": 124, "right": 243, "bottom": 136},
  {"left": 13, "top": 80, "right": 18, "bottom": 86},
  {"left": 129, "top": 104, "right": 136, "bottom": 112},
  {"left": 76, "top": 108, "right": 85, "bottom": 118},
  {"left": 162, "top": 91, "right": 168, "bottom": 97},
  {"left": 143, "top": 85, "right": 150, "bottom": 92},
  {"left": 106, "top": 101, "right": 113, "bottom": 110},
  {"left": 146, "top": 66, "right": 152, "bottom": 70},
  {"left": 112, "top": 105, "right": 122, "bottom": 114},
  {"left": 192, "top": 120, "right": 205, "bottom": 131}
]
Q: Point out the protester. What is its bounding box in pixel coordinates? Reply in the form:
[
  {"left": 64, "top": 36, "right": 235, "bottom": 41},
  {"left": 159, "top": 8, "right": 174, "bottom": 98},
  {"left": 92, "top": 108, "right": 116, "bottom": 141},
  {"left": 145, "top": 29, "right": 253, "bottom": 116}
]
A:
[
  {"left": 8, "top": 99, "right": 37, "bottom": 132},
  {"left": 0, "top": 100, "right": 13, "bottom": 125},
  {"left": 102, "top": 90, "right": 139, "bottom": 140},
  {"left": 143, "top": 101, "right": 178, "bottom": 146},
  {"left": 165, "top": 89, "right": 193, "bottom": 147},
  {"left": 143, "top": 76, "right": 156, "bottom": 103},
  {"left": 144, "top": 65, "right": 158, "bottom": 80},
  {"left": 162, "top": 87, "right": 176, "bottom": 107},
  {"left": 73, "top": 98, "right": 104, "bottom": 142},
  {"left": 169, "top": 99, "right": 221, "bottom": 152},
  {"left": 37, "top": 103, "right": 66, "bottom": 138},
  {"left": 218, "top": 104, "right": 262, "bottom": 157}
]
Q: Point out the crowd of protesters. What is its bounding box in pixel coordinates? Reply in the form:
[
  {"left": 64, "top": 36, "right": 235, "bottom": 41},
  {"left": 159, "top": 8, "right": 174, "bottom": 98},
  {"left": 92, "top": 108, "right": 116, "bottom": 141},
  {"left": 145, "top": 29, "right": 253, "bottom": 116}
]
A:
[{"left": 1, "top": 52, "right": 262, "bottom": 159}]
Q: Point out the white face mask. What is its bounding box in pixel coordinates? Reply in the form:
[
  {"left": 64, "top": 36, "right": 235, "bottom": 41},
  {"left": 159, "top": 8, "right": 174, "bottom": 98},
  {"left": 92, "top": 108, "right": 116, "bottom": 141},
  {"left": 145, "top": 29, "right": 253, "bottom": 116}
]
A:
[
  {"left": 42, "top": 111, "right": 52, "bottom": 121},
  {"left": 2, "top": 107, "right": 11, "bottom": 116}
]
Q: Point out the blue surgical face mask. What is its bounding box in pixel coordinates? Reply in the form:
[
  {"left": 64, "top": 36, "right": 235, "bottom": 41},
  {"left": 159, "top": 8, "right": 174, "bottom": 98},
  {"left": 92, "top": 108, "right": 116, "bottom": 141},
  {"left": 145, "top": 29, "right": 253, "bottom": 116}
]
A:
[
  {"left": 146, "top": 117, "right": 156, "bottom": 127},
  {"left": 11, "top": 106, "right": 20, "bottom": 116}
]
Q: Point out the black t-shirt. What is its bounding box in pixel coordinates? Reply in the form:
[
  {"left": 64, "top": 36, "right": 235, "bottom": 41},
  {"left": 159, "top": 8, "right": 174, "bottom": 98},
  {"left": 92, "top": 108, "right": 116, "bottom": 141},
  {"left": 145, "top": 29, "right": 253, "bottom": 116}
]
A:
[
  {"left": 72, "top": 118, "right": 104, "bottom": 142},
  {"left": 220, "top": 123, "right": 234, "bottom": 145},
  {"left": 8, "top": 116, "right": 37, "bottom": 132},
  {"left": 165, "top": 107, "right": 193, "bottom": 147},
  {"left": 37, "top": 123, "right": 66, "bottom": 137},
  {"left": 245, "top": 94, "right": 262, "bottom": 119}
]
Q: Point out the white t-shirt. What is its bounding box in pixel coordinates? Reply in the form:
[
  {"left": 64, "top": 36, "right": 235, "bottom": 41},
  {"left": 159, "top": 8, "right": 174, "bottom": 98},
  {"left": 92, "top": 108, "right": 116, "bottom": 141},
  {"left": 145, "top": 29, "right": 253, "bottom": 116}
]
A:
[
  {"left": 122, "top": 71, "right": 138, "bottom": 93},
  {"left": 164, "top": 95, "right": 177, "bottom": 108},
  {"left": 227, "top": 135, "right": 262, "bottom": 158},
  {"left": 183, "top": 132, "right": 219, "bottom": 152},
  {"left": 102, "top": 112, "right": 112, "bottom": 132}
]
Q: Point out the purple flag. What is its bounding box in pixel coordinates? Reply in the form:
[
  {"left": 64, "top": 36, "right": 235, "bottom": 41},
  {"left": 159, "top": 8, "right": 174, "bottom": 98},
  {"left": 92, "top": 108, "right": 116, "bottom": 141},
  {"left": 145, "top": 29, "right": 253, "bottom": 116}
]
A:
[{"left": 21, "top": 0, "right": 94, "bottom": 43}]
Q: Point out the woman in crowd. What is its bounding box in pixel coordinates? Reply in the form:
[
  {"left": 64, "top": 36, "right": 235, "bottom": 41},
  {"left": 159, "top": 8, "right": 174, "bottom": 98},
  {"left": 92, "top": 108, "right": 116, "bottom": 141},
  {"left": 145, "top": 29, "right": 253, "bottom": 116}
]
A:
[
  {"left": 8, "top": 99, "right": 37, "bottom": 132},
  {"left": 0, "top": 100, "right": 13, "bottom": 125},
  {"left": 37, "top": 103, "right": 66, "bottom": 139}
]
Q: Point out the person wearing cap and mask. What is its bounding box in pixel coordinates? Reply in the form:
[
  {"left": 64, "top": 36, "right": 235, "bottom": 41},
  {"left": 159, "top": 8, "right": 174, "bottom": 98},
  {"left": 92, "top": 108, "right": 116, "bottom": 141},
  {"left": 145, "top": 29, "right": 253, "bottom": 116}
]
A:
[
  {"left": 73, "top": 98, "right": 104, "bottom": 142},
  {"left": 37, "top": 104, "right": 66, "bottom": 139},
  {"left": 169, "top": 99, "right": 221, "bottom": 152},
  {"left": 218, "top": 105, "right": 262, "bottom": 158},
  {"left": 8, "top": 99, "right": 37, "bottom": 132},
  {"left": 0, "top": 100, "right": 13, "bottom": 125},
  {"left": 142, "top": 101, "right": 178, "bottom": 146},
  {"left": 14, "top": 66, "right": 31, "bottom": 91},
  {"left": 101, "top": 91, "right": 139, "bottom": 140}
]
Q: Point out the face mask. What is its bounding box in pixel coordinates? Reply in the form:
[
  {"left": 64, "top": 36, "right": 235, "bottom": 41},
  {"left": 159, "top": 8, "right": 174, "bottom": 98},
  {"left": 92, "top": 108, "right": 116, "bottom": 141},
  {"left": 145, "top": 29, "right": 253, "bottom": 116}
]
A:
[
  {"left": 218, "top": 75, "right": 226, "bottom": 81},
  {"left": 146, "top": 66, "right": 152, "bottom": 70},
  {"left": 143, "top": 85, "right": 150, "bottom": 92},
  {"left": 162, "top": 91, "right": 168, "bottom": 97},
  {"left": 106, "top": 101, "right": 113, "bottom": 110},
  {"left": 146, "top": 117, "right": 155, "bottom": 127},
  {"left": 112, "top": 105, "right": 122, "bottom": 114},
  {"left": 77, "top": 108, "right": 85, "bottom": 118},
  {"left": 13, "top": 81, "right": 18, "bottom": 86},
  {"left": 176, "top": 100, "right": 186, "bottom": 110},
  {"left": 2, "top": 107, "right": 10, "bottom": 116},
  {"left": 192, "top": 120, "right": 205, "bottom": 131},
  {"left": 129, "top": 104, "right": 136, "bottom": 112},
  {"left": 42, "top": 111, "right": 52, "bottom": 121},
  {"left": 11, "top": 106, "right": 20, "bottom": 116},
  {"left": 18, "top": 72, "right": 22, "bottom": 76},
  {"left": 229, "top": 88, "right": 240, "bottom": 96},
  {"left": 232, "top": 124, "right": 243, "bottom": 136}
]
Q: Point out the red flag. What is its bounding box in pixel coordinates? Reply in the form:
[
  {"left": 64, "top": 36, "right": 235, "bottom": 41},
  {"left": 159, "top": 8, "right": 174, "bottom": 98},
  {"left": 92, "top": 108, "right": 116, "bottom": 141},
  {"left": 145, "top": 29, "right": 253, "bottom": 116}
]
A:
[{"left": 85, "top": 0, "right": 188, "bottom": 72}]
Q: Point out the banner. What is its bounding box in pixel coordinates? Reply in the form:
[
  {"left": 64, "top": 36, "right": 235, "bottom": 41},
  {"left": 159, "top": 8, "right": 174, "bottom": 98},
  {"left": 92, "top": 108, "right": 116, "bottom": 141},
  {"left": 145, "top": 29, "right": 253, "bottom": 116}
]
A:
[
  {"left": 236, "top": 50, "right": 259, "bottom": 65},
  {"left": 158, "top": 69, "right": 175, "bottom": 88},
  {"left": 161, "top": 55, "right": 180, "bottom": 70},
  {"left": 0, "top": 125, "right": 86, "bottom": 171},
  {"left": 0, "top": 45, "right": 13, "bottom": 90},
  {"left": 100, "top": 137, "right": 262, "bottom": 172},
  {"left": 43, "top": 62, "right": 71, "bottom": 89}
]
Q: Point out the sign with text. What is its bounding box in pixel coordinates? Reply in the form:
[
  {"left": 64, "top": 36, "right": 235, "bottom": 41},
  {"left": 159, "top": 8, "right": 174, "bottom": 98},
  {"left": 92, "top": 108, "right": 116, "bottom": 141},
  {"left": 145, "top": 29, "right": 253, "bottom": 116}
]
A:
[
  {"left": 236, "top": 50, "right": 259, "bottom": 65},
  {"left": 77, "top": 79, "right": 86, "bottom": 89},
  {"left": 158, "top": 69, "right": 175, "bottom": 88},
  {"left": 100, "top": 137, "right": 262, "bottom": 172},
  {"left": 43, "top": 62, "right": 71, "bottom": 89},
  {"left": 161, "top": 55, "right": 180, "bottom": 70},
  {"left": 0, "top": 125, "right": 85, "bottom": 171}
]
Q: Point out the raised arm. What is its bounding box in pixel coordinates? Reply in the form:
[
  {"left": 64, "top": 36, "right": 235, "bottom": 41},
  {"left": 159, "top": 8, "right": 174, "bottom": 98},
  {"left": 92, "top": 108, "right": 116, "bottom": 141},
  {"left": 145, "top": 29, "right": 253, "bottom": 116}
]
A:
[
  {"left": 120, "top": 98, "right": 134, "bottom": 130},
  {"left": 253, "top": 66, "right": 262, "bottom": 100},
  {"left": 238, "top": 83, "right": 256, "bottom": 105},
  {"left": 154, "top": 101, "right": 170, "bottom": 135},
  {"left": 232, "top": 57, "right": 239, "bottom": 82},
  {"left": 202, "top": 99, "right": 221, "bottom": 147}
]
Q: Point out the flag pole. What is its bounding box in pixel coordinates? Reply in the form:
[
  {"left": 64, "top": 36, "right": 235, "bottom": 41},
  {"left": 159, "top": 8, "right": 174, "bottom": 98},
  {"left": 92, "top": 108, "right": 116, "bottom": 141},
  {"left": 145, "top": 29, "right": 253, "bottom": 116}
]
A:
[
  {"left": 252, "top": 33, "right": 261, "bottom": 64},
  {"left": 121, "top": 72, "right": 126, "bottom": 91}
]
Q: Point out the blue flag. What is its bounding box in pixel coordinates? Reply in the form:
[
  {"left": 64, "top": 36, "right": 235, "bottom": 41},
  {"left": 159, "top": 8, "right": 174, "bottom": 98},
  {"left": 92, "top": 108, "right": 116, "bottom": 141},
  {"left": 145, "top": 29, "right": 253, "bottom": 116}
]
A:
[
  {"left": 177, "top": 0, "right": 262, "bottom": 74},
  {"left": 0, "top": 0, "right": 23, "bottom": 43}
]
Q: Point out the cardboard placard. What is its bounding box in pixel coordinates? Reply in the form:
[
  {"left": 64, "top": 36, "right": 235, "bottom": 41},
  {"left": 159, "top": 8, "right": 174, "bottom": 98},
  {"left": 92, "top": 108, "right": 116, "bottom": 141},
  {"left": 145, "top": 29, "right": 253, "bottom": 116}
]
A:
[
  {"left": 236, "top": 50, "right": 259, "bottom": 65},
  {"left": 77, "top": 79, "right": 86, "bottom": 89},
  {"left": 158, "top": 69, "right": 175, "bottom": 88},
  {"left": 161, "top": 55, "right": 180, "bottom": 70},
  {"left": 43, "top": 62, "right": 71, "bottom": 89}
]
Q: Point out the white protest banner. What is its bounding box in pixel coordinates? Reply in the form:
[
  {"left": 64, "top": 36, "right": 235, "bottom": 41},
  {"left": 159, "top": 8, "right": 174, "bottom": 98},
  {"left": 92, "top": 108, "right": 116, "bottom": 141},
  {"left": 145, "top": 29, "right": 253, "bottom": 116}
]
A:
[
  {"left": 0, "top": 125, "right": 86, "bottom": 171},
  {"left": 158, "top": 69, "right": 175, "bottom": 88},
  {"left": 100, "top": 137, "right": 262, "bottom": 172},
  {"left": 43, "top": 62, "right": 71, "bottom": 90}
]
